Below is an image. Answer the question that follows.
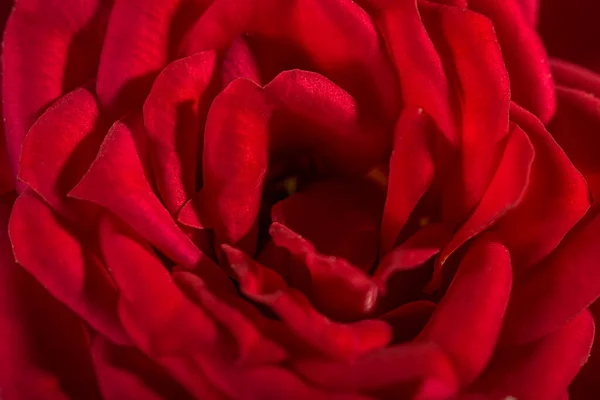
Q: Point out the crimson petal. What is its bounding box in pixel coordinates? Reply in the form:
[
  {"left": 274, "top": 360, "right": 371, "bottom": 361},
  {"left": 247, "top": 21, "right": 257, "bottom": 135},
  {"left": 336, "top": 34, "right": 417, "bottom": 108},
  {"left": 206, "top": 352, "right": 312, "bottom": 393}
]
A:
[
  {"left": 418, "top": 237, "right": 512, "bottom": 385},
  {"left": 551, "top": 59, "right": 600, "bottom": 98},
  {"left": 143, "top": 51, "right": 217, "bottom": 214},
  {"left": 18, "top": 87, "right": 104, "bottom": 222},
  {"left": 473, "top": 310, "right": 594, "bottom": 399},
  {"left": 69, "top": 119, "right": 203, "bottom": 268},
  {"left": 496, "top": 103, "right": 590, "bottom": 270}
]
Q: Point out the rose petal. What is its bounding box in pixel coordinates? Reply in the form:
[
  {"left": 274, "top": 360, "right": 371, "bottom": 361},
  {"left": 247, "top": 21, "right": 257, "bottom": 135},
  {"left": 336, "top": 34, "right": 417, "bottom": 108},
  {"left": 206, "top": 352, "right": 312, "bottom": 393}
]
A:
[
  {"left": 3, "top": 0, "right": 110, "bottom": 183},
  {"left": 269, "top": 222, "right": 379, "bottom": 321},
  {"left": 69, "top": 119, "right": 203, "bottom": 268},
  {"left": 293, "top": 343, "right": 459, "bottom": 399},
  {"left": 173, "top": 270, "right": 288, "bottom": 366},
  {"left": 98, "top": 215, "right": 223, "bottom": 399},
  {"left": 221, "top": 36, "right": 261, "bottom": 86},
  {"left": 199, "top": 78, "right": 269, "bottom": 253},
  {"left": 421, "top": 2, "right": 510, "bottom": 219},
  {"left": 429, "top": 124, "right": 534, "bottom": 290},
  {"left": 468, "top": 0, "right": 555, "bottom": 122},
  {"left": 271, "top": 180, "right": 382, "bottom": 271},
  {"left": 514, "top": 0, "right": 539, "bottom": 26},
  {"left": 97, "top": 0, "right": 206, "bottom": 112},
  {"left": 183, "top": 0, "right": 400, "bottom": 120},
  {"left": 418, "top": 237, "right": 512, "bottom": 385},
  {"left": 91, "top": 336, "right": 195, "bottom": 400},
  {"left": 501, "top": 207, "right": 600, "bottom": 344},
  {"left": 223, "top": 245, "right": 392, "bottom": 360},
  {"left": 547, "top": 86, "right": 600, "bottom": 201},
  {"left": 380, "top": 106, "right": 436, "bottom": 254},
  {"left": 569, "top": 300, "right": 600, "bottom": 399},
  {"left": 143, "top": 51, "right": 217, "bottom": 214},
  {"left": 473, "top": 310, "right": 595, "bottom": 399},
  {"left": 551, "top": 59, "right": 600, "bottom": 98},
  {"left": 374, "top": 223, "right": 452, "bottom": 290},
  {"left": 496, "top": 103, "right": 590, "bottom": 270},
  {"left": 8, "top": 190, "right": 129, "bottom": 345},
  {"left": 371, "top": 0, "right": 458, "bottom": 143},
  {"left": 0, "top": 193, "right": 102, "bottom": 400},
  {"left": 379, "top": 301, "right": 436, "bottom": 344},
  {"left": 265, "top": 69, "right": 391, "bottom": 173},
  {"left": 18, "top": 87, "right": 104, "bottom": 222}
]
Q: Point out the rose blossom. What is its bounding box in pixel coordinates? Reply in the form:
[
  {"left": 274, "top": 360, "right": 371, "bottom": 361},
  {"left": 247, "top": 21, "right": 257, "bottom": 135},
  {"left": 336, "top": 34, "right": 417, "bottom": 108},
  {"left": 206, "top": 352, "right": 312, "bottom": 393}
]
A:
[{"left": 1, "top": 0, "right": 600, "bottom": 399}]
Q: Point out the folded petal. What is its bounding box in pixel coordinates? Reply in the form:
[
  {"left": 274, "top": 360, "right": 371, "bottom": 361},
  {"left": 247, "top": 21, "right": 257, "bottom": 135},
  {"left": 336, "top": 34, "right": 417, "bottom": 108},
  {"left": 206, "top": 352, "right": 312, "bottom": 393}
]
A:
[
  {"left": 3, "top": 0, "right": 110, "bottom": 181},
  {"left": 551, "top": 59, "right": 600, "bottom": 98},
  {"left": 496, "top": 103, "right": 590, "bottom": 270},
  {"left": 421, "top": 3, "right": 510, "bottom": 218},
  {"left": 221, "top": 36, "right": 261, "bottom": 86},
  {"left": 269, "top": 222, "right": 379, "bottom": 321},
  {"left": 502, "top": 208, "right": 600, "bottom": 344},
  {"left": 9, "top": 190, "right": 129, "bottom": 345},
  {"left": 70, "top": 119, "right": 203, "bottom": 268},
  {"left": 223, "top": 245, "right": 392, "bottom": 360},
  {"left": 468, "top": 0, "right": 555, "bottom": 122},
  {"left": 143, "top": 51, "right": 217, "bottom": 214},
  {"left": 430, "top": 125, "right": 534, "bottom": 289},
  {"left": 547, "top": 86, "right": 600, "bottom": 200},
  {"left": 380, "top": 107, "right": 436, "bottom": 254},
  {"left": 418, "top": 237, "right": 512, "bottom": 384},
  {"left": 0, "top": 193, "right": 102, "bottom": 400},
  {"left": 18, "top": 87, "right": 104, "bottom": 222},
  {"left": 473, "top": 310, "right": 594, "bottom": 400}
]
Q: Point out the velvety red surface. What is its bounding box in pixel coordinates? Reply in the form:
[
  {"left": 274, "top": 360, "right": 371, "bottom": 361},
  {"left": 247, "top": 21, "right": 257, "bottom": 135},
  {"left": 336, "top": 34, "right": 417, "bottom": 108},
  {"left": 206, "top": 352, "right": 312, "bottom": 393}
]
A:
[{"left": 1, "top": 0, "right": 599, "bottom": 399}]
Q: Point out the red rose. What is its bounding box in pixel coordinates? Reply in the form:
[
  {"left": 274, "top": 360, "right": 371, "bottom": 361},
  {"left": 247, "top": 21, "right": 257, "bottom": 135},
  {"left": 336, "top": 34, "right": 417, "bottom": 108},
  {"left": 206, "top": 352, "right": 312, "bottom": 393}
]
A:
[{"left": 1, "top": 0, "right": 600, "bottom": 399}]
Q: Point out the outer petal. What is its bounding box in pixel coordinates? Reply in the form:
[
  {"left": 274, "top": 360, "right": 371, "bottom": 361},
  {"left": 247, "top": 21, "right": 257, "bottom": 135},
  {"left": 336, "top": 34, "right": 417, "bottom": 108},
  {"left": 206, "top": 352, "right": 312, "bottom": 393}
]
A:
[
  {"left": 380, "top": 107, "right": 436, "bottom": 254},
  {"left": 96, "top": 0, "right": 206, "bottom": 112},
  {"left": 18, "top": 87, "right": 104, "bottom": 222},
  {"left": 548, "top": 86, "right": 600, "bottom": 201},
  {"left": 501, "top": 208, "right": 600, "bottom": 344},
  {"left": 0, "top": 193, "right": 102, "bottom": 400},
  {"left": 421, "top": 2, "right": 510, "bottom": 219},
  {"left": 98, "top": 216, "right": 223, "bottom": 399},
  {"left": 91, "top": 336, "right": 195, "bottom": 400},
  {"left": 473, "top": 310, "right": 595, "bottom": 400},
  {"left": 418, "top": 238, "right": 512, "bottom": 385},
  {"left": 294, "top": 343, "right": 459, "bottom": 399},
  {"left": 69, "top": 119, "right": 203, "bottom": 268},
  {"left": 3, "top": 0, "right": 110, "bottom": 181},
  {"left": 569, "top": 300, "right": 600, "bottom": 399},
  {"left": 496, "top": 103, "right": 590, "bottom": 270},
  {"left": 551, "top": 59, "right": 600, "bottom": 98},
  {"left": 9, "top": 190, "right": 128, "bottom": 345},
  {"left": 468, "top": 0, "right": 555, "bottom": 122},
  {"left": 143, "top": 51, "right": 217, "bottom": 214}
]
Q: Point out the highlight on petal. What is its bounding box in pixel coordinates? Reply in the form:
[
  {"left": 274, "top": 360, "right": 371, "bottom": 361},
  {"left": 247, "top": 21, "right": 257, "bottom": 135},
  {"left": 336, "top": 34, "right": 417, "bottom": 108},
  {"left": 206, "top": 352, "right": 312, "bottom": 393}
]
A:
[
  {"left": 501, "top": 208, "right": 600, "bottom": 344},
  {"left": 3, "top": 0, "right": 110, "bottom": 180},
  {"left": 468, "top": 0, "right": 555, "bottom": 123},
  {"left": 548, "top": 85, "right": 600, "bottom": 200},
  {"left": 380, "top": 106, "right": 436, "bottom": 254},
  {"left": 0, "top": 193, "right": 102, "bottom": 400},
  {"left": 8, "top": 190, "right": 129, "bottom": 345},
  {"left": 421, "top": 2, "right": 510, "bottom": 219},
  {"left": 496, "top": 103, "right": 590, "bottom": 270},
  {"left": 418, "top": 237, "right": 512, "bottom": 385},
  {"left": 473, "top": 310, "right": 594, "bottom": 399},
  {"left": 18, "top": 87, "right": 105, "bottom": 222},
  {"left": 293, "top": 343, "right": 459, "bottom": 399},
  {"left": 223, "top": 245, "right": 392, "bottom": 361},
  {"left": 69, "top": 119, "right": 203, "bottom": 268},
  {"left": 143, "top": 51, "right": 217, "bottom": 214}
]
